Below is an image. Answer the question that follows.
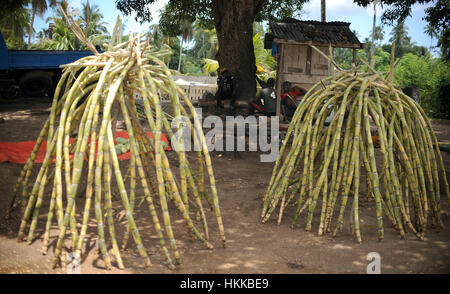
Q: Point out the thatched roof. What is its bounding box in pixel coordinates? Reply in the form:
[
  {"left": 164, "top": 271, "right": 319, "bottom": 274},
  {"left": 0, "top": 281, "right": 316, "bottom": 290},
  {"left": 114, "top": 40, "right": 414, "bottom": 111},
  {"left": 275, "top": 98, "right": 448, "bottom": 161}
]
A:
[{"left": 264, "top": 18, "right": 364, "bottom": 49}]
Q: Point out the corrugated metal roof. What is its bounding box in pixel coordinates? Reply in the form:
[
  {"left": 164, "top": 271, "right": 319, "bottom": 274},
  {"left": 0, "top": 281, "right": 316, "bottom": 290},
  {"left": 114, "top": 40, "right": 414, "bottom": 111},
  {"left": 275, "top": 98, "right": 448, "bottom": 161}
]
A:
[{"left": 265, "top": 18, "right": 363, "bottom": 49}]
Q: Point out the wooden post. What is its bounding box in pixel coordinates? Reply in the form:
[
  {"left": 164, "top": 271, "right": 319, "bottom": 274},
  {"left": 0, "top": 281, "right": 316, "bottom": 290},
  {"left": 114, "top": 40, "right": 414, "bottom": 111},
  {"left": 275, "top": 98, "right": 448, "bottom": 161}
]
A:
[
  {"left": 275, "top": 43, "right": 283, "bottom": 119},
  {"left": 306, "top": 46, "right": 312, "bottom": 76},
  {"left": 328, "top": 44, "right": 333, "bottom": 76},
  {"left": 353, "top": 48, "right": 357, "bottom": 65}
]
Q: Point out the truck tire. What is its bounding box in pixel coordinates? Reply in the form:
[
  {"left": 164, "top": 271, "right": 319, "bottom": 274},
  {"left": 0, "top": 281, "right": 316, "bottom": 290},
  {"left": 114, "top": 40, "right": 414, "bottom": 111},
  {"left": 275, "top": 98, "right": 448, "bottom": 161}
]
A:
[{"left": 19, "top": 71, "right": 52, "bottom": 97}]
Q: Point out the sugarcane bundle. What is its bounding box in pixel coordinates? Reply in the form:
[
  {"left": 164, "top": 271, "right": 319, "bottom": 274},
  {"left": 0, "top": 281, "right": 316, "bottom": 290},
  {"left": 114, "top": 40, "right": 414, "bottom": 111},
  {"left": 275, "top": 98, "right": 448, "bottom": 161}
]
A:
[
  {"left": 9, "top": 14, "right": 226, "bottom": 270},
  {"left": 261, "top": 47, "right": 449, "bottom": 243}
]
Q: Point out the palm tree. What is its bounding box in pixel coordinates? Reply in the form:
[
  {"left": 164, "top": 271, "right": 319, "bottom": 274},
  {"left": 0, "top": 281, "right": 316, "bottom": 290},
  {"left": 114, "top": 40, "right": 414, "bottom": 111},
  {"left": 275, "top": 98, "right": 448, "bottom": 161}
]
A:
[
  {"left": 80, "top": 0, "right": 108, "bottom": 36},
  {"left": 370, "top": 1, "right": 376, "bottom": 64},
  {"left": 424, "top": 24, "right": 437, "bottom": 50},
  {"left": 49, "top": 17, "right": 81, "bottom": 49},
  {"left": 147, "top": 24, "right": 179, "bottom": 65},
  {"left": 33, "top": 0, "right": 110, "bottom": 51},
  {"left": 371, "top": 25, "right": 384, "bottom": 43},
  {"left": 193, "top": 25, "right": 218, "bottom": 60},
  {"left": 79, "top": 0, "right": 109, "bottom": 48},
  {"left": 28, "top": 1, "right": 60, "bottom": 48},
  {"left": 177, "top": 19, "right": 194, "bottom": 72},
  {"left": 28, "top": 0, "right": 47, "bottom": 48},
  {"left": 0, "top": 6, "right": 31, "bottom": 49},
  {"left": 389, "top": 21, "right": 411, "bottom": 58}
]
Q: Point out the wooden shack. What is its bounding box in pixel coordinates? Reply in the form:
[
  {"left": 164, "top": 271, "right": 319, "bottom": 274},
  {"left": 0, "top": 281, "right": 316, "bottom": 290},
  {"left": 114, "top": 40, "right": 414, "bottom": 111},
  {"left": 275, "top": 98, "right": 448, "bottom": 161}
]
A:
[{"left": 264, "top": 18, "right": 364, "bottom": 116}]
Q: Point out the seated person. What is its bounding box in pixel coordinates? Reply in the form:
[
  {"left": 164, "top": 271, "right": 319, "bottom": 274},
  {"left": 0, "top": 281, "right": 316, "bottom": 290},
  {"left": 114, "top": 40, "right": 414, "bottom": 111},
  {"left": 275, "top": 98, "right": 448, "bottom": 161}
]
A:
[
  {"left": 249, "top": 76, "right": 277, "bottom": 116},
  {"left": 280, "top": 81, "right": 305, "bottom": 121},
  {"left": 215, "top": 68, "right": 236, "bottom": 109}
]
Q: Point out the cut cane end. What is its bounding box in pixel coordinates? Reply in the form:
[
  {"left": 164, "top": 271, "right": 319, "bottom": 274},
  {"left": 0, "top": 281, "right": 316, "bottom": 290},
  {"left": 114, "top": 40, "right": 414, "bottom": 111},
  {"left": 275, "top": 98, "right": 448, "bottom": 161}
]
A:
[
  {"left": 144, "top": 258, "right": 152, "bottom": 268},
  {"left": 117, "top": 261, "right": 125, "bottom": 270},
  {"left": 167, "top": 263, "right": 176, "bottom": 270},
  {"left": 17, "top": 233, "right": 26, "bottom": 243}
]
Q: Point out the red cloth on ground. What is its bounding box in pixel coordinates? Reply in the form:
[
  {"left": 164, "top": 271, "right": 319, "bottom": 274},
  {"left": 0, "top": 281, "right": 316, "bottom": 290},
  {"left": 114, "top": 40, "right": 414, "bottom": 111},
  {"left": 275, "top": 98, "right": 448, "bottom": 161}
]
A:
[{"left": 0, "top": 131, "right": 171, "bottom": 164}]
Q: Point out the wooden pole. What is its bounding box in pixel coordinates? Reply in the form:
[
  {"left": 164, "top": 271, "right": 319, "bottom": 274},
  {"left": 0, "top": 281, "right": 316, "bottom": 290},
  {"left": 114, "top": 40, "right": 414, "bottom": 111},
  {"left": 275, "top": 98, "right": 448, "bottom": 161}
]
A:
[
  {"left": 321, "top": 0, "right": 326, "bottom": 22},
  {"left": 275, "top": 44, "right": 283, "bottom": 119}
]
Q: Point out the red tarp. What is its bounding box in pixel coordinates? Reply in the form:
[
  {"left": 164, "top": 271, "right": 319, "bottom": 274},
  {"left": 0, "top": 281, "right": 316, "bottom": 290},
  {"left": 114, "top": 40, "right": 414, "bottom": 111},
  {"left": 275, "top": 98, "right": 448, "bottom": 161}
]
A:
[{"left": 0, "top": 131, "right": 171, "bottom": 164}]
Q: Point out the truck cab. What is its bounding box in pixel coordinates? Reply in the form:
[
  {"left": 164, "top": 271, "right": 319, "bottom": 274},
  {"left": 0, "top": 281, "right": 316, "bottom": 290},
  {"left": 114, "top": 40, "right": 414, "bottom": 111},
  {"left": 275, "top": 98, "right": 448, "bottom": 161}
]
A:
[{"left": 0, "top": 32, "right": 93, "bottom": 98}]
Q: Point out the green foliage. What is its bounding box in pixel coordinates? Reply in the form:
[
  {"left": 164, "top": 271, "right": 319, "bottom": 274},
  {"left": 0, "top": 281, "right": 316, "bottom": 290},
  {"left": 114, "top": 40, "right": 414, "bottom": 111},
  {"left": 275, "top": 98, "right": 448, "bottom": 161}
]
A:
[
  {"left": 0, "top": 5, "right": 31, "bottom": 49},
  {"left": 335, "top": 43, "right": 450, "bottom": 119},
  {"left": 333, "top": 48, "right": 354, "bottom": 69},
  {"left": 372, "top": 47, "right": 391, "bottom": 72},
  {"left": 181, "top": 53, "right": 205, "bottom": 76},
  {"left": 36, "top": 16, "right": 82, "bottom": 50},
  {"left": 394, "top": 53, "right": 450, "bottom": 119},
  {"left": 32, "top": 2, "right": 110, "bottom": 50},
  {"left": 192, "top": 25, "right": 217, "bottom": 60},
  {"left": 201, "top": 58, "right": 218, "bottom": 75},
  {"left": 253, "top": 25, "right": 276, "bottom": 73},
  {"left": 424, "top": 0, "right": 449, "bottom": 59},
  {"left": 195, "top": 24, "right": 276, "bottom": 77},
  {"left": 116, "top": 0, "right": 309, "bottom": 37},
  {"left": 0, "top": 0, "right": 29, "bottom": 21},
  {"left": 433, "top": 70, "right": 450, "bottom": 119},
  {"left": 354, "top": 0, "right": 449, "bottom": 60},
  {"left": 28, "top": 0, "right": 52, "bottom": 48}
]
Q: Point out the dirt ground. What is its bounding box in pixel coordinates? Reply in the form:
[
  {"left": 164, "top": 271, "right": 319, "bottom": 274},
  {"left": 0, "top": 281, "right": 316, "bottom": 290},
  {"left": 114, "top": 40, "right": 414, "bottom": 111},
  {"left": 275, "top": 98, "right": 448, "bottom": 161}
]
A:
[{"left": 0, "top": 97, "right": 449, "bottom": 274}]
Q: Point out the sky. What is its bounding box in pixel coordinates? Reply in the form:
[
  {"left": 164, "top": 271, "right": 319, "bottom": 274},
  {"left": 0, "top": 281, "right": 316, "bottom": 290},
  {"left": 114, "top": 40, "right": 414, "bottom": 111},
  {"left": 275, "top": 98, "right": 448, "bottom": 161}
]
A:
[{"left": 32, "top": 0, "right": 437, "bottom": 52}]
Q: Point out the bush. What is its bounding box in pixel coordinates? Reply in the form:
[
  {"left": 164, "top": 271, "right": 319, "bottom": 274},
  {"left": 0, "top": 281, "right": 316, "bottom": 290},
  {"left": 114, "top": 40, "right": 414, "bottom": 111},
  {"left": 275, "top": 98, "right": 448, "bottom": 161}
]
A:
[
  {"left": 432, "top": 70, "right": 450, "bottom": 119},
  {"left": 394, "top": 54, "right": 450, "bottom": 119}
]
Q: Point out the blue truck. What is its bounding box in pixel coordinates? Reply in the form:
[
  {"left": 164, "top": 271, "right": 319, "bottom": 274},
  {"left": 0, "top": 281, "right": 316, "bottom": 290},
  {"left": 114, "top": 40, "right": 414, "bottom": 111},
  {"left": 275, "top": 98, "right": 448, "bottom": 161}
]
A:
[{"left": 0, "top": 31, "right": 93, "bottom": 98}]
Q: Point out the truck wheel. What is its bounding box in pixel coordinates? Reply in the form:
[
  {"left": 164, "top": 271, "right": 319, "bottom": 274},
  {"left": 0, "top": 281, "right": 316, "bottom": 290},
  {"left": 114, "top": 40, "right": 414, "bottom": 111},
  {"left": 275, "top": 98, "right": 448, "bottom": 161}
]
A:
[{"left": 19, "top": 71, "right": 52, "bottom": 97}]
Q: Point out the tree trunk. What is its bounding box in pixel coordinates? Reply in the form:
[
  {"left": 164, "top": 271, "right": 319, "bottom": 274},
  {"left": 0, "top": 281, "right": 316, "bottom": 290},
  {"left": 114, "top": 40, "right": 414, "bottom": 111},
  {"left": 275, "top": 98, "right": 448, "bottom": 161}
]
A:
[
  {"left": 28, "top": 8, "right": 37, "bottom": 49},
  {"left": 370, "top": 2, "right": 377, "bottom": 66},
  {"left": 178, "top": 38, "right": 183, "bottom": 72},
  {"left": 212, "top": 0, "right": 261, "bottom": 114},
  {"left": 321, "top": 0, "right": 326, "bottom": 22}
]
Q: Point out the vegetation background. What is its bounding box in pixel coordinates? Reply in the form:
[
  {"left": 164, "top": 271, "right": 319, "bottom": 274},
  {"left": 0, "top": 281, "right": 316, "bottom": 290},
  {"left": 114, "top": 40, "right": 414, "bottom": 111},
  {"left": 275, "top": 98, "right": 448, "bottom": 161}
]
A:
[{"left": 0, "top": 0, "right": 448, "bottom": 119}]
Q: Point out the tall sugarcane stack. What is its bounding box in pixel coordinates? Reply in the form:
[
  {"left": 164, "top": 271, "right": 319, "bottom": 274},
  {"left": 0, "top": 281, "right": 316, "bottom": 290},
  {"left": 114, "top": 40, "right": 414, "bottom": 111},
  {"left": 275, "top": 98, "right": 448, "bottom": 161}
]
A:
[
  {"left": 9, "top": 14, "right": 226, "bottom": 270},
  {"left": 261, "top": 47, "right": 449, "bottom": 243}
]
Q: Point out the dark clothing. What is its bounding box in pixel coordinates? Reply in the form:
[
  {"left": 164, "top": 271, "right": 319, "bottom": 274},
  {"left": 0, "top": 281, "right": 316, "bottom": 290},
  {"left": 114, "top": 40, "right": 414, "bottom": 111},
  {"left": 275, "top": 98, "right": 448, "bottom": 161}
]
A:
[
  {"left": 258, "top": 88, "right": 277, "bottom": 113},
  {"left": 281, "top": 100, "right": 296, "bottom": 121},
  {"left": 280, "top": 90, "right": 302, "bottom": 121},
  {"left": 251, "top": 75, "right": 277, "bottom": 115},
  {"left": 216, "top": 73, "right": 235, "bottom": 108},
  {"left": 249, "top": 87, "right": 277, "bottom": 116}
]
